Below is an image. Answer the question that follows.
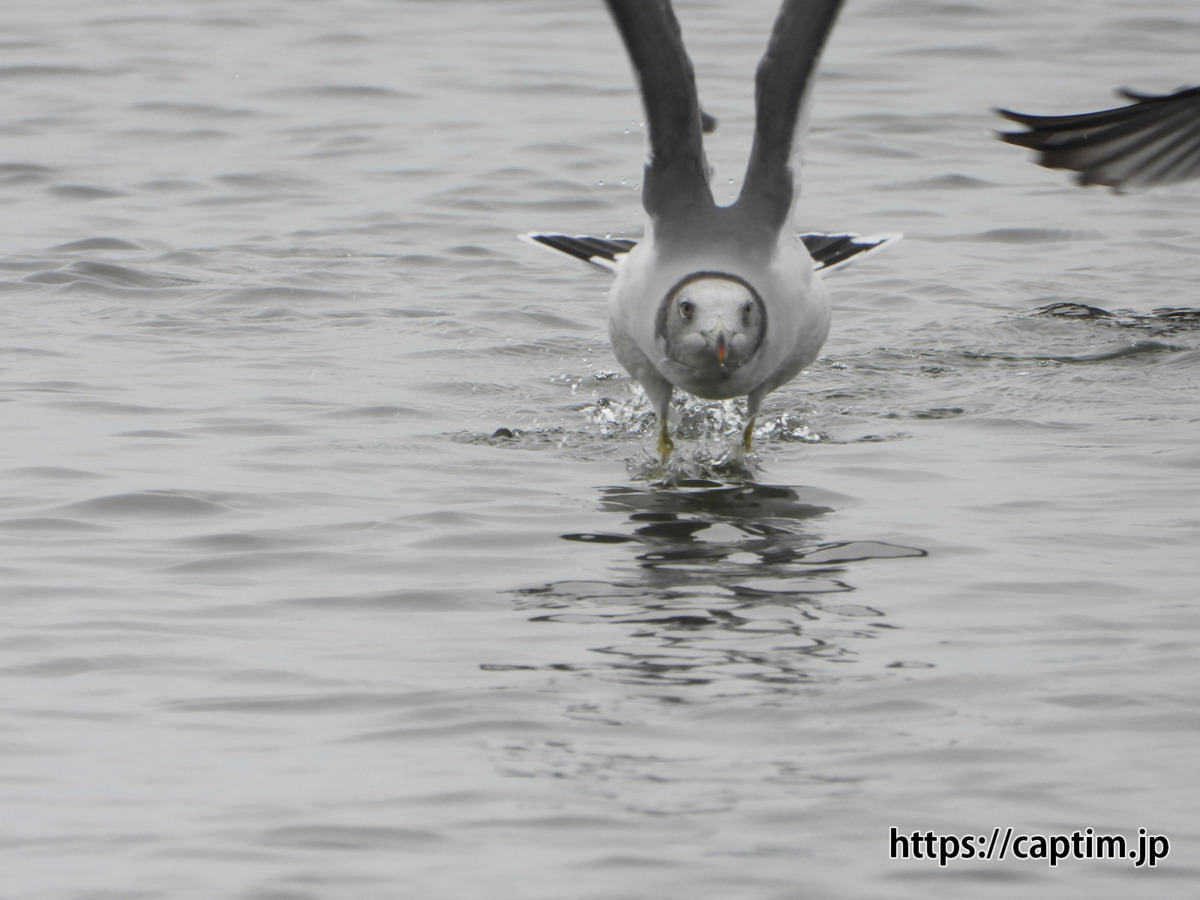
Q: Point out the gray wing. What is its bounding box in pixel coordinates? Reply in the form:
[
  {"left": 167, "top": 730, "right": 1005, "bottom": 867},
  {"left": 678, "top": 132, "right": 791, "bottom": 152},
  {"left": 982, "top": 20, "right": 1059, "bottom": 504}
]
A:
[
  {"left": 738, "top": 0, "right": 845, "bottom": 233},
  {"left": 604, "top": 0, "right": 714, "bottom": 223},
  {"left": 997, "top": 86, "right": 1200, "bottom": 191}
]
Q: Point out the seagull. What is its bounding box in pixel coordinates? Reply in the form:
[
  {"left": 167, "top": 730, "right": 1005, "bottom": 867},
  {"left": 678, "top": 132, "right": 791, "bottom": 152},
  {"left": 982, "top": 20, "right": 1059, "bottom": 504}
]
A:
[
  {"left": 523, "top": 0, "right": 899, "bottom": 459},
  {"left": 996, "top": 85, "right": 1200, "bottom": 191}
]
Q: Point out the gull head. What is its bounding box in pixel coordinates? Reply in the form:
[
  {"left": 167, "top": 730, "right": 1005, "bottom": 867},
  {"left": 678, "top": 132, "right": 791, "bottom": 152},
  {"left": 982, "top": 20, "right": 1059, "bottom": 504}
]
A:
[{"left": 657, "top": 272, "right": 766, "bottom": 377}]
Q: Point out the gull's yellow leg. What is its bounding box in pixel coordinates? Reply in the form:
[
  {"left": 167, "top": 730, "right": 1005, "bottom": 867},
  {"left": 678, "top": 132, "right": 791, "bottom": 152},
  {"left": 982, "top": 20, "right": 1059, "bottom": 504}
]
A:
[
  {"left": 657, "top": 418, "right": 675, "bottom": 460},
  {"left": 742, "top": 416, "right": 756, "bottom": 453}
]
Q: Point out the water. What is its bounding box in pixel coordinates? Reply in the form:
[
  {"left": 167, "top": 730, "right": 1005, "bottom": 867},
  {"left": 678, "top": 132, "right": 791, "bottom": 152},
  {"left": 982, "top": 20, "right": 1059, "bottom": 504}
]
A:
[{"left": 2, "top": 0, "right": 1198, "bottom": 897}]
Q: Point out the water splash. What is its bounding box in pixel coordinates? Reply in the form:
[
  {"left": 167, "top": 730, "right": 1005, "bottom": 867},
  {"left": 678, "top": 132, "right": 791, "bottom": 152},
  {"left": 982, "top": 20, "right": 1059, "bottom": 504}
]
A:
[{"left": 582, "top": 387, "right": 828, "bottom": 481}]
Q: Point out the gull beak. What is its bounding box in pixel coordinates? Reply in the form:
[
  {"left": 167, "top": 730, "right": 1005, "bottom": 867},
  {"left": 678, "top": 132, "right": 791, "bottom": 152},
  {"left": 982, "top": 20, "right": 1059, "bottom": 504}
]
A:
[{"left": 709, "top": 319, "right": 730, "bottom": 367}]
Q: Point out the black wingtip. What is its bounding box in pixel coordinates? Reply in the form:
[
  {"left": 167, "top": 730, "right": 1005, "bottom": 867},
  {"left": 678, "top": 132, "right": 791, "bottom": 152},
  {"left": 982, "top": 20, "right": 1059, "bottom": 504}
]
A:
[
  {"left": 519, "top": 233, "right": 635, "bottom": 271},
  {"left": 800, "top": 231, "right": 902, "bottom": 273},
  {"left": 522, "top": 231, "right": 900, "bottom": 276}
]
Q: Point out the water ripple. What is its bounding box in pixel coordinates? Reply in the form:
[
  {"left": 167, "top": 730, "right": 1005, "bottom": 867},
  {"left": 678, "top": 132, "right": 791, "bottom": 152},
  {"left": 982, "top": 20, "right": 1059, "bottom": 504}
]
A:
[
  {"left": 515, "top": 481, "right": 925, "bottom": 688},
  {"left": 56, "top": 490, "right": 242, "bottom": 520}
]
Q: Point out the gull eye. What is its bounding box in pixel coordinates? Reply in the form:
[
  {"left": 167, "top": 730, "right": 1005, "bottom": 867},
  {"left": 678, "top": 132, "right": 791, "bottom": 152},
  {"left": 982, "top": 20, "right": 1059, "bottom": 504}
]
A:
[
  {"left": 678, "top": 298, "right": 694, "bottom": 321},
  {"left": 741, "top": 300, "right": 754, "bottom": 326}
]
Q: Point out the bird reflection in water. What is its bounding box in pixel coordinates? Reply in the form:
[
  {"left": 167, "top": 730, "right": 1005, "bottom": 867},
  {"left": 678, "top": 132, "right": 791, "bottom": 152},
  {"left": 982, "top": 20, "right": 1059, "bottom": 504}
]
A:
[{"left": 514, "top": 481, "right": 925, "bottom": 688}]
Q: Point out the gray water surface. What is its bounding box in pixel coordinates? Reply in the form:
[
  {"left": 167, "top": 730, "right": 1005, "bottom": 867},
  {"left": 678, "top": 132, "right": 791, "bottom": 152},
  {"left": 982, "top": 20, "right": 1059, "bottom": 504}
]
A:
[{"left": 3, "top": 1, "right": 1199, "bottom": 897}]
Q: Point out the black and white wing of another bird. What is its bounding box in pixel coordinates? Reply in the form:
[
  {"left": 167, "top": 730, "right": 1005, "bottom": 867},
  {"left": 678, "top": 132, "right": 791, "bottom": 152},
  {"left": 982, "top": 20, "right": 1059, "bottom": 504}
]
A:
[
  {"left": 523, "top": 0, "right": 899, "bottom": 459},
  {"left": 997, "top": 86, "right": 1200, "bottom": 191}
]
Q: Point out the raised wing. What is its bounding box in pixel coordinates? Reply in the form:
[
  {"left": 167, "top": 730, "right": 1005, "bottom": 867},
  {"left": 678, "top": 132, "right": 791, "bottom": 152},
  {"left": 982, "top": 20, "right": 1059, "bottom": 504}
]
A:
[
  {"left": 604, "top": 0, "right": 714, "bottom": 223},
  {"left": 738, "top": 0, "right": 846, "bottom": 231}
]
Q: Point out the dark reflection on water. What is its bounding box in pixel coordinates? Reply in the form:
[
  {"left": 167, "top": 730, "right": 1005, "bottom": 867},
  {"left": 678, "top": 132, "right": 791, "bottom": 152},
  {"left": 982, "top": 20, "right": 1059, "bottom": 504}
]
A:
[{"left": 513, "top": 481, "right": 926, "bottom": 688}]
